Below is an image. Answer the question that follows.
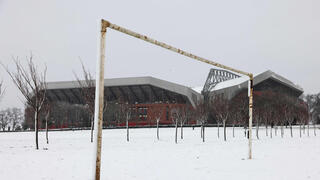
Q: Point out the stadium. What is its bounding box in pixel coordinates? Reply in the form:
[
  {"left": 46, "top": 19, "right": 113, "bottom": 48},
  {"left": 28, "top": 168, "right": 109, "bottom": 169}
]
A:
[{"left": 24, "top": 69, "right": 304, "bottom": 129}]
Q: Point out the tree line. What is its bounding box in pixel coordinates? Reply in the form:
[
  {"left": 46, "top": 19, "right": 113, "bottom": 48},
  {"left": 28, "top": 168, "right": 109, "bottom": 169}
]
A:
[
  {"left": 201, "top": 89, "right": 320, "bottom": 142},
  {"left": 1, "top": 55, "right": 320, "bottom": 150},
  {"left": 0, "top": 107, "right": 24, "bottom": 131}
]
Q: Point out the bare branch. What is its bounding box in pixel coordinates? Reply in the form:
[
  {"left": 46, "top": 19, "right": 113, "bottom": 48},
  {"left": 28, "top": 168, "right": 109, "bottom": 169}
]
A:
[
  {"left": 1, "top": 55, "right": 47, "bottom": 149},
  {"left": 74, "top": 60, "right": 96, "bottom": 115},
  {"left": 0, "top": 79, "right": 4, "bottom": 102}
]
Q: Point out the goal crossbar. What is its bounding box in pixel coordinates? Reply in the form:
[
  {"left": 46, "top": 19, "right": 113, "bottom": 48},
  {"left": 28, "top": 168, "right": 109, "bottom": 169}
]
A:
[{"left": 103, "top": 20, "right": 252, "bottom": 77}]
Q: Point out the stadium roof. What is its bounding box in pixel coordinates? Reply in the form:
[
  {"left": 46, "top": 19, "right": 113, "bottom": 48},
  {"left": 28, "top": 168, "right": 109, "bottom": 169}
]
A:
[
  {"left": 46, "top": 76, "right": 201, "bottom": 107},
  {"left": 192, "top": 70, "right": 304, "bottom": 98}
]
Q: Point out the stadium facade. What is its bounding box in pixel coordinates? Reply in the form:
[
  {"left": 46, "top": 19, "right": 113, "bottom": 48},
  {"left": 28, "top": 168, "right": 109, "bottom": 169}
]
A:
[
  {"left": 24, "top": 69, "right": 304, "bottom": 129},
  {"left": 198, "top": 69, "right": 303, "bottom": 98}
]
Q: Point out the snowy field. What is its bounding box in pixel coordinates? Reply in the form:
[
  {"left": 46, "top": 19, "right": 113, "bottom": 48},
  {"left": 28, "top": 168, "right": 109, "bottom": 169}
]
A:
[{"left": 0, "top": 127, "right": 319, "bottom": 180}]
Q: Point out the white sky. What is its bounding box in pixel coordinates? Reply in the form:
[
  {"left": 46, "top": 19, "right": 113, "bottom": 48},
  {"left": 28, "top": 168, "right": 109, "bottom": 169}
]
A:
[{"left": 0, "top": 0, "right": 319, "bottom": 108}]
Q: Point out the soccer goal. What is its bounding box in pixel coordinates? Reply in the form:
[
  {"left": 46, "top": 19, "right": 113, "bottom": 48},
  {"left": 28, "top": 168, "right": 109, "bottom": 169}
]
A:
[{"left": 93, "top": 19, "right": 254, "bottom": 180}]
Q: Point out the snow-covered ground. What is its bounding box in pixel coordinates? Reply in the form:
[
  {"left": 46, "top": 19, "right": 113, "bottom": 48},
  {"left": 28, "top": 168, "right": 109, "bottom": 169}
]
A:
[{"left": 0, "top": 127, "right": 319, "bottom": 180}]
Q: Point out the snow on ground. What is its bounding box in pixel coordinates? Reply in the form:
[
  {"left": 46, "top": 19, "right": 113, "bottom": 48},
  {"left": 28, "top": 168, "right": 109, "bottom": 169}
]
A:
[{"left": 0, "top": 127, "right": 319, "bottom": 180}]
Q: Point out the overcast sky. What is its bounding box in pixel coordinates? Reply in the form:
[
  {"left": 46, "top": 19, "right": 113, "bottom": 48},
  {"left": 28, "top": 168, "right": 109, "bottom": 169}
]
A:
[{"left": 0, "top": 0, "right": 319, "bottom": 108}]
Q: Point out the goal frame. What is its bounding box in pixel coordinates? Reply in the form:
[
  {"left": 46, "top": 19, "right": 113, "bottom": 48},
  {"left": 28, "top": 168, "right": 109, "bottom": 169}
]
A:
[{"left": 93, "top": 19, "right": 254, "bottom": 180}]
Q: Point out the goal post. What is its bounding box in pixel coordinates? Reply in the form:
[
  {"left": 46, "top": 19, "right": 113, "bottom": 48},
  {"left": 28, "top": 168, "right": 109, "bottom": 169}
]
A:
[
  {"left": 92, "top": 20, "right": 107, "bottom": 180},
  {"left": 93, "top": 19, "right": 254, "bottom": 179}
]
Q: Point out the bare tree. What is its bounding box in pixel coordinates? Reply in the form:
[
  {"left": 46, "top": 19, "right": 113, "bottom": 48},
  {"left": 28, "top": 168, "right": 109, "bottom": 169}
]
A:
[
  {"left": 42, "top": 101, "right": 51, "bottom": 144},
  {"left": 211, "top": 94, "right": 231, "bottom": 141},
  {"left": 125, "top": 105, "right": 131, "bottom": 142},
  {"left": 195, "top": 100, "right": 209, "bottom": 142},
  {"left": 231, "top": 92, "right": 248, "bottom": 138},
  {"left": 305, "top": 94, "right": 320, "bottom": 136},
  {"left": 179, "top": 105, "right": 192, "bottom": 139},
  {"left": 273, "top": 97, "right": 284, "bottom": 138},
  {"left": 74, "top": 61, "right": 96, "bottom": 142},
  {"left": 118, "top": 101, "right": 132, "bottom": 142},
  {"left": 10, "top": 107, "right": 24, "bottom": 131},
  {"left": 149, "top": 105, "right": 165, "bottom": 140},
  {"left": 0, "top": 81, "right": 5, "bottom": 130},
  {"left": 229, "top": 109, "right": 239, "bottom": 138},
  {"left": 170, "top": 107, "right": 181, "bottom": 144},
  {"left": 273, "top": 92, "right": 286, "bottom": 138},
  {"left": 296, "top": 100, "right": 308, "bottom": 138},
  {"left": 264, "top": 108, "right": 274, "bottom": 138},
  {"left": 0, "top": 110, "right": 9, "bottom": 131},
  {"left": 114, "top": 103, "right": 123, "bottom": 127},
  {"left": 2, "top": 56, "right": 47, "bottom": 149},
  {"left": 4, "top": 108, "right": 13, "bottom": 131},
  {"left": 252, "top": 91, "right": 271, "bottom": 140},
  {"left": 229, "top": 91, "right": 250, "bottom": 138},
  {"left": 260, "top": 91, "right": 277, "bottom": 138},
  {"left": 283, "top": 95, "right": 296, "bottom": 138},
  {"left": 312, "top": 94, "right": 320, "bottom": 136}
]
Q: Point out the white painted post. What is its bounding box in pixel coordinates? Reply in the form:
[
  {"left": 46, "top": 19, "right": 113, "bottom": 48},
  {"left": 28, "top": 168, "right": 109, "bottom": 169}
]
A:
[
  {"left": 248, "top": 76, "right": 253, "bottom": 159},
  {"left": 93, "top": 19, "right": 108, "bottom": 180}
]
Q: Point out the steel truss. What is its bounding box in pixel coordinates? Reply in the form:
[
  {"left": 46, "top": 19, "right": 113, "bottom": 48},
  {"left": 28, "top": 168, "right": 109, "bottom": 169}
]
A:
[{"left": 202, "top": 68, "right": 240, "bottom": 94}]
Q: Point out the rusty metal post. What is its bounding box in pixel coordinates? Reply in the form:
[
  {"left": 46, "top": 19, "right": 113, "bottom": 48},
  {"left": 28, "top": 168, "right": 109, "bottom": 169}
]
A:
[
  {"left": 248, "top": 75, "right": 253, "bottom": 159},
  {"left": 93, "top": 19, "right": 108, "bottom": 180}
]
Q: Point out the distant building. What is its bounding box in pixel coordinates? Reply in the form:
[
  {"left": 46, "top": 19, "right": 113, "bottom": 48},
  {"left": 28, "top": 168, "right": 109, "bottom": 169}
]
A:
[
  {"left": 25, "top": 77, "right": 201, "bottom": 129},
  {"left": 195, "top": 69, "right": 303, "bottom": 99},
  {"left": 196, "top": 69, "right": 304, "bottom": 124},
  {"left": 24, "top": 69, "right": 304, "bottom": 129}
]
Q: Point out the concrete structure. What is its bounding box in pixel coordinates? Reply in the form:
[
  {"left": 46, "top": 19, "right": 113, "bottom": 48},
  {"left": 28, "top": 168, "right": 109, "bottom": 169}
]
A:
[
  {"left": 24, "top": 77, "right": 201, "bottom": 129},
  {"left": 194, "top": 69, "right": 304, "bottom": 125},
  {"left": 46, "top": 76, "right": 201, "bottom": 107},
  {"left": 200, "top": 70, "right": 303, "bottom": 99},
  {"left": 24, "top": 69, "right": 304, "bottom": 129}
]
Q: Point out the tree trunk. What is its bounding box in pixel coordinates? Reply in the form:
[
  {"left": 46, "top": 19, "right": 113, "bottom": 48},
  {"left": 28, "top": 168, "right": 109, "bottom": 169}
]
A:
[
  {"left": 91, "top": 115, "right": 94, "bottom": 143},
  {"left": 244, "top": 126, "right": 247, "bottom": 138},
  {"left": 290, "top": 123, "right": 293, "bottom": 138},
  {"left": 299, "top": 124, "right": 302, "bottom": 138},
  {"left": 256, "top": 120, "right": 259, "bottom": 140},
  {"left": 275, "top": 126, "right": 277, "bottom": 136},
  {"left": 202, "top": 123, "right": 205, "bottom": 142},
  {"left": 46, "top": 120, "right": 49, "bottom": 144},
  {"left": 180, "top": 121, "right": 183, "bottom": 139},
  {"left": 12, "top": 122, "right": 16, "bottom": 132},
  {"left": 126, "top": 118, "right": 129, "bottom": 142},
  {"left": 307, "top": 124, "right": 310, "bottom": 137},
  {"left": 232, "top": 124, "right": 235, "bottom": 138},
  {"left": 217, "top": 122, "right": 220, "bottom": 138},
  {"left": 223, "top": 121, "right": 226, "bottom": 141},
  {"left": 35, "top": 110, "right": 39, "bottom": 150},
  {"left": 265, "top": 125, "right": 268, "bottom": 136},
  {"left": 281, "top": 125, "right": 284, "bottom": 138},
  {"left": 200, "top": 124, "right": 203, "bottom": 138},
  {"left": 303, "top": 124, "right": 305, "bottom": 134},
  {"left": 314, "top": 123, "right": 317, "bottom": 136},
  {"left": 45, "top": 111, "right": 50, "bottom": 144},
  {"left": 270, "top": 126, "right": 273, "bottom": 138},
  {"left": 156, "top": 119, "right": 159, "bottom": 140},
  {"left": 175, "top": 120, "right": 178, "bottom": 144}
]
